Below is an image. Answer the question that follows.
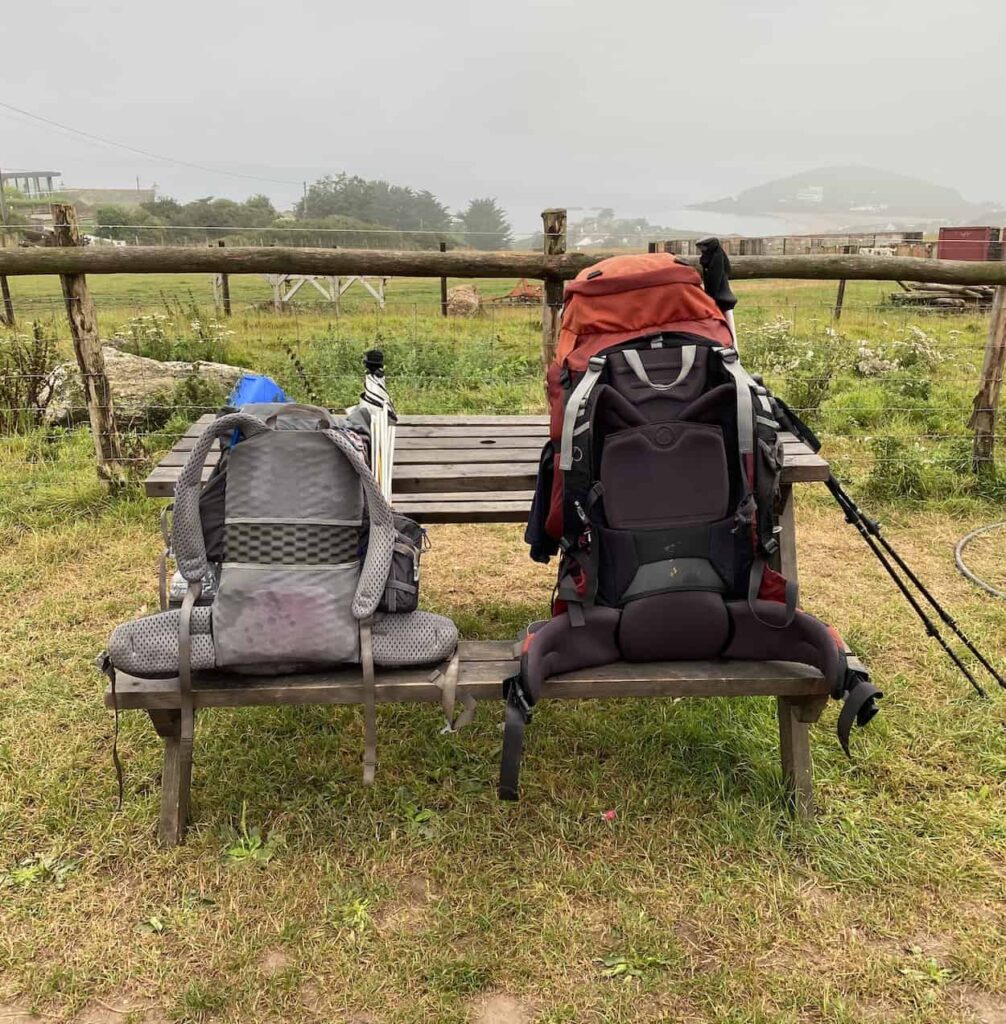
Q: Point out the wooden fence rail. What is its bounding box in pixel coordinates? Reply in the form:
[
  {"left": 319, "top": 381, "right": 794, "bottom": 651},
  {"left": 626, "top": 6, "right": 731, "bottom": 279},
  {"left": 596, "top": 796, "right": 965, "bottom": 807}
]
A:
[
  {"left": 4, "top": 206, "right": 1005, "bottom": 479},
  {"left": 8, "top": 246, "right": 1006, "bottom": 286}
]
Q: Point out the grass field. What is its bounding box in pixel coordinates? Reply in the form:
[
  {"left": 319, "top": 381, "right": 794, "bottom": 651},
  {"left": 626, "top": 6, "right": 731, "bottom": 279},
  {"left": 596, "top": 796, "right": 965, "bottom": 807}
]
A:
[{"left": 1, "top": 274, "right": 1005, "bottom": 1023}]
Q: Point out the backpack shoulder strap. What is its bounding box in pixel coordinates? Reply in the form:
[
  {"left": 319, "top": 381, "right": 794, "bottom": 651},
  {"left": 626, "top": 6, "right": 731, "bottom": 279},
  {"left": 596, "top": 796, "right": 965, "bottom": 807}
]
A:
[
  {"left": 323, "top": 428, "right": 395, "bottom": 620},
  {"left": 173, "top": 412, "right": 269, "bottom": 582}
]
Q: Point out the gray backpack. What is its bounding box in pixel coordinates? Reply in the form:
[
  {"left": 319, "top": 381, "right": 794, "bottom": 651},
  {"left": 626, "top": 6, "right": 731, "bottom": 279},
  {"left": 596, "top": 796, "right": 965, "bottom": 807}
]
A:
[{"left": 103, "top": 403, "right": 458, "bottom": 781}]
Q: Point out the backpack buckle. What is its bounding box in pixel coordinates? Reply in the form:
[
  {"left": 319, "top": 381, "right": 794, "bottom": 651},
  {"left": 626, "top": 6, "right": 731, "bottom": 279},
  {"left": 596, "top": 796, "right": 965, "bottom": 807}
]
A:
[{"left": 503, "top": 673, "right": 533, "bottom": 723}]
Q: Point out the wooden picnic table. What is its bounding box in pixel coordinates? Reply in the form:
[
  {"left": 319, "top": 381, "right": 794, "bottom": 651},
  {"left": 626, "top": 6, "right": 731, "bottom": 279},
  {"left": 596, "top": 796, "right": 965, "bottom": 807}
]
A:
[
  {"left": 145, "top": 413, "right": 830, "bottom": 523},
  {"left": 123, "top": 412, "right": 834, "bottom": 846}
]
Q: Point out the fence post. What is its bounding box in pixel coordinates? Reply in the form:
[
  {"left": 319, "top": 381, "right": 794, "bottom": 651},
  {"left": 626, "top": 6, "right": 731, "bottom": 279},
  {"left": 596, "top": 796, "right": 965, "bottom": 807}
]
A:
[
  {"left": 439, "top": 241, "right": 448, "bottom": 317},
  {"left": 833, "top": 279, "right": 847, "bottom": 322},
  {"left": 541, "top": 208, "right": 566, "bottom": 367},
  {"left": 217, "top": 240, "right": 231, "bottom": 316},
  {"left": 969, "top": 285, "right": 1006, "bottom": 473},
  {"left": 51, "top": 203, "right": 125, "bottom": 483},
  {"left": 0, "top": 274, "right": 13, "bottom": 327}
]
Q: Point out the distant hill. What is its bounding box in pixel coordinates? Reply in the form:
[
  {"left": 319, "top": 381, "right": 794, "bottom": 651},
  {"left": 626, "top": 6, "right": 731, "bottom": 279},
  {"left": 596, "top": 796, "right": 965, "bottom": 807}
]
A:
[{"left": 691, "top": 165, "right": 1005, "bottom": 231}]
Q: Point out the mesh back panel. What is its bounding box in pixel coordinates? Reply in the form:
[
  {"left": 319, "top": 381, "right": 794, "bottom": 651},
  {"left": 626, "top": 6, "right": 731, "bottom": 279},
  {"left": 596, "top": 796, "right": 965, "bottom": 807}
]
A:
[{"left": 224, "top": 521, "right": 360, "bottom": 564}]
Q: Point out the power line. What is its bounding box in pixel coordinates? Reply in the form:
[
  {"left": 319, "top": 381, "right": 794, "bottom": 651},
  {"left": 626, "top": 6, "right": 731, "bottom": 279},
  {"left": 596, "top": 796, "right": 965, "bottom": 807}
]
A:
[{"left": 0, "top": 100, "right": 303, "bottom": 187}]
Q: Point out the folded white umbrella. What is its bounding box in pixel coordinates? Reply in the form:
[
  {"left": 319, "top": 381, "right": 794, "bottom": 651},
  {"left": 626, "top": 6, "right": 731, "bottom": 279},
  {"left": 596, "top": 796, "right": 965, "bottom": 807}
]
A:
[{"left": 360, "top": 349, "right": 397, "bottom": 500}]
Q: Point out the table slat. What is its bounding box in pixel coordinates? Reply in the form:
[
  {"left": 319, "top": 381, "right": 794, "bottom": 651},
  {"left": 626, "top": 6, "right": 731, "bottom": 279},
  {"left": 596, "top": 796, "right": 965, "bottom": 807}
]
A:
[{"left": 148, "top": 415, "right": 829, "bottom": 518}]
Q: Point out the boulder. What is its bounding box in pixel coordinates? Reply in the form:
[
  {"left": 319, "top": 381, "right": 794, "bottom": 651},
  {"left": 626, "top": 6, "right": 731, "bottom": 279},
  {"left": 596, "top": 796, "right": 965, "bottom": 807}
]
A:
[{"left": 46, "top": 346, "right": 248, "bottom": 426}]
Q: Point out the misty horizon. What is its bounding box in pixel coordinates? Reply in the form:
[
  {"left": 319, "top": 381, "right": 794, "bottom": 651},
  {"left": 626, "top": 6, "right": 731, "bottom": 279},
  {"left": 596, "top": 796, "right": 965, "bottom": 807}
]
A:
[{"left": 4, "top": 0, "right": 1005, "bottom": 233}]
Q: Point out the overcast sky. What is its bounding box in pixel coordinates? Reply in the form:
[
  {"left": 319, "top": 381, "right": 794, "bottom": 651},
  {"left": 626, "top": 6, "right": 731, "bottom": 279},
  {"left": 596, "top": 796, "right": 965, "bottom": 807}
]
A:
[{"left": 3, "top": 0, "right": 1004, "bottom": 231}]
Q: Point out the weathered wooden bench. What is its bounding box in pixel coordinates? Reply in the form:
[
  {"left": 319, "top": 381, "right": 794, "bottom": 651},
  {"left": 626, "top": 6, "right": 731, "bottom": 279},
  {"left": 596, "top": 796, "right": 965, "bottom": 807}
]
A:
[{"left": 109, "top": 414, "right": 832, "bottom": 846}]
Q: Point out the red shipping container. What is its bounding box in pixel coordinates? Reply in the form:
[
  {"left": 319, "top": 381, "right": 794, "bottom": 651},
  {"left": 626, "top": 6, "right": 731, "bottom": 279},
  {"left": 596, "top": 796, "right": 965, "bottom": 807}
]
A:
[{"left": 937, "top": 226, "right": 1001, "bottom": 261}]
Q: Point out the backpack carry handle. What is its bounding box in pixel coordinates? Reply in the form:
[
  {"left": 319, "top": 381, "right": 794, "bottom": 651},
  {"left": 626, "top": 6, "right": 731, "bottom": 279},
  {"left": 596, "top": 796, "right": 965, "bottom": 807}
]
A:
[{"left": 264, "top": 404, "right": 337, "bottom": 430}]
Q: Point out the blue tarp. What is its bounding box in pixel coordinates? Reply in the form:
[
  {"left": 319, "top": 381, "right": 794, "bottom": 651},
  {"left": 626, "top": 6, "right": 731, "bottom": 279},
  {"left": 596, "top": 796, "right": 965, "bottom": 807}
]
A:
[{"left": 228, "top": 373, "right": 289, "bottom": 407}]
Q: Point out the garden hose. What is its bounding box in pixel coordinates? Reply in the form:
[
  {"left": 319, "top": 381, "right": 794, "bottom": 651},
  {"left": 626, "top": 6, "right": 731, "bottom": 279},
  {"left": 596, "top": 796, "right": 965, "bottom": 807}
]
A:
[{"left": 955, "top": 521, "right": 1006, "bottom": 600}]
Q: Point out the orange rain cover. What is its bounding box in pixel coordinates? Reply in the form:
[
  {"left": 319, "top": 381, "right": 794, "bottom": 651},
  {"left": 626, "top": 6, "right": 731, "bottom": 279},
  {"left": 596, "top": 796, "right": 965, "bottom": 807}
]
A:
[{"left": 555, "top": 252, "right": 732, "bottom": 371}]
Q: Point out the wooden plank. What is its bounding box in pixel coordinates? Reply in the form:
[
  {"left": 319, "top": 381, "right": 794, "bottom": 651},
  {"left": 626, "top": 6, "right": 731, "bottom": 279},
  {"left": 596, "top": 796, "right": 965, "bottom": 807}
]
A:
[
  {"left": 168, "top": 433, "right": 549, "bottom": 453},
  {"left": 392, "top": 490, "right": 535, "bottom": 504},
  {"left": 395, "top": 425, "right": 548, "bottom": 438},
  {"left": 106, "top": 658, "right": 826, "bottom": 712},
  {"left": 159, "top": 447, "right": 541, "bottom": 468},
  {"left": 389, "top": 463, "right": 538, "bottom": 493},
  {"left": 398, "top": 415, "right": 548, "bottom": 426},
  {"left": 398, "top": 435, "right": 546, "bottom": 450},
  {"left": 394, "top": 501, "right": 533, "bottom": 524},
  {"left": 158, "top": 449, "right": 223, "bottom": 467},
  {"left": 145, "top": 459, "right": 825, "bottom": 499},
  {"left": 460, "top": 640, "right": 515, "bottom": 661},
  {"left": 393, "top": 449, "right": 540, "bottom": 465}
]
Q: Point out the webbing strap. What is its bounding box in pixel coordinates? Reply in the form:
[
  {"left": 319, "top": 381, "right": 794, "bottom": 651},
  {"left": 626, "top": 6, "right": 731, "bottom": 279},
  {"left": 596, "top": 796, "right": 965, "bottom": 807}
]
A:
[
  {"left": 97, "top": 653, "right": 124, "bottom": 811},
  {"left": 622, "top": 346, "right": 696, "bottom": 391},
  {"left": 747, "top": 558, "right": 798, "bottom": 628},
  {"left": 498, "top": 680, "right": 530, "bottom": 801},
  {"left": 837, "top": 674, "right": 883, "bottom": 757},
  {"left": 559, "top": 357, "right": 606, "bottom": 471},
  {"left": 178, "top": 581, "right": 201, "bottom": 787},
  {"left": 158, "top": 504, "right": 173, "bottom": 612},
  {"left": 360, "top": 619, "right": 377, "bottom": 785},
  {"left": 435, "top": 651, "right": 475, "bottom": 733},
  {"left": 717, "top": 351, "right": 755, "bottom": 484}
]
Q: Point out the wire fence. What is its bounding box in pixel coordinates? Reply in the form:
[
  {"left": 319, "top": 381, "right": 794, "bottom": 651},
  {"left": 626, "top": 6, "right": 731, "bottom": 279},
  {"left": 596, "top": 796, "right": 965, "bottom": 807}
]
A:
[{"left": 1, "top": 281, "right": 1003, "bottom": 515}]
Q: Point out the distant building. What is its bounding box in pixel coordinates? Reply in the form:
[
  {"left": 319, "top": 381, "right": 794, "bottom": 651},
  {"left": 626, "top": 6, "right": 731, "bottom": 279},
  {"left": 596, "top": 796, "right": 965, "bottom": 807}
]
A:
[
  {"left": 796, "top": 185, "right": 824, "bottom": 204},
  {"left": 1, "top": 169, "right": 61, "bottom": 197}
]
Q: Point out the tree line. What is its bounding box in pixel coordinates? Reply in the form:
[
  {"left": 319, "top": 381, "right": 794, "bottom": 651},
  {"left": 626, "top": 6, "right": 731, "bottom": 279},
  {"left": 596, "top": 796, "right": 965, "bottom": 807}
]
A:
[{"left": 85, "top": 175, "right": 513, "bottom": 250}]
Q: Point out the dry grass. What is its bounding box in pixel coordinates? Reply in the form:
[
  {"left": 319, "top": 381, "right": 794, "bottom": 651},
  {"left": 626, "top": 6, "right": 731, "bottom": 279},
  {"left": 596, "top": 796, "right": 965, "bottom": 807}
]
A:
[
  {"left": 2, "top": 281, "right": 1006, "bottom": 1022},
  {"left": 1, "top": 497, "right": 1005, "bottom": 1022}
]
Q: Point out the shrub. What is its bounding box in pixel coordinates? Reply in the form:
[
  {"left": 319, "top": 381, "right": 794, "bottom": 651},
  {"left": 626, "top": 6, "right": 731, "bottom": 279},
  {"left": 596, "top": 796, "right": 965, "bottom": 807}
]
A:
[
  {"left": 743, "top": 318, "right": 851, "bottom": 421},
  {"left": 854, "top": 325, "right": 943, "bottom": 379},
  {"left": 112, "top": 299, "right": 233, "bottom": 364},
  {"left": 0, "top": 322, "right": 60, "bottom": 434}
]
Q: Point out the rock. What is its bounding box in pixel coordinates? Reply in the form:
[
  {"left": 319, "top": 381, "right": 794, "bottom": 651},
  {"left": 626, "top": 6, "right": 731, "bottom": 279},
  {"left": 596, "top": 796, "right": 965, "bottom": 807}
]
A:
[
  {"left": 447, "top": 285, "right": 481, "bottom": 317},
  {"left": 46, "top": 346, "right": 248, "bottom": 426}
]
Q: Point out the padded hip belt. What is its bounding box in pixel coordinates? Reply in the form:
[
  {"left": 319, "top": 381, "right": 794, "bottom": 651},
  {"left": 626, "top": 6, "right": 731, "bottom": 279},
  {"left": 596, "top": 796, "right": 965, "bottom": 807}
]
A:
[{"left": 107, "top": 608, "right": 459, "bottom": 678}]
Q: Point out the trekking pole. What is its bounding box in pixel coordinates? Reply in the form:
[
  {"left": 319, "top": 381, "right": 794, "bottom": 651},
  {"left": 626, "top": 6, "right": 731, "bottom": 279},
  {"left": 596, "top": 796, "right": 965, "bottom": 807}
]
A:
[
  {"left": 825, "top": 477, "right": 988, "bottom": 698},
  {"left": 771, "top": 395, "right": 1001, "bottom": 695},
  {"left": 825, "top": 476, "right": 1006, "bottom": 691}
]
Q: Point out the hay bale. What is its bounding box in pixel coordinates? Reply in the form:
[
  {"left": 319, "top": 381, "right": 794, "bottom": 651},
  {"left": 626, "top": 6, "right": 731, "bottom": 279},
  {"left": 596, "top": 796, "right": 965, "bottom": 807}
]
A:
[{"left": 447, "top": 284, "right": 481, "bottom": 317}]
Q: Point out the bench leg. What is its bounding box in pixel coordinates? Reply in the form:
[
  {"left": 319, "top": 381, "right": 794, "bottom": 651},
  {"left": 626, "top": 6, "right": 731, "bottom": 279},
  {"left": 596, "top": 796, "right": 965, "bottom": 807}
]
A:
[
  {"left": 776, "top": 696, "right": 826, "bottom": 819},
  {"left": 147, "top": 710, "right": 194, "bottom": 848}
]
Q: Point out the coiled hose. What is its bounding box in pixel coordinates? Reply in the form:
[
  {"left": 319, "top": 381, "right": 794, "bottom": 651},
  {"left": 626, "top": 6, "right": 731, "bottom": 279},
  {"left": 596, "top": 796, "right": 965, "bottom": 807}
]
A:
[{"left": 955, "top": 521, "right": 1006, "bottom": 599}]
